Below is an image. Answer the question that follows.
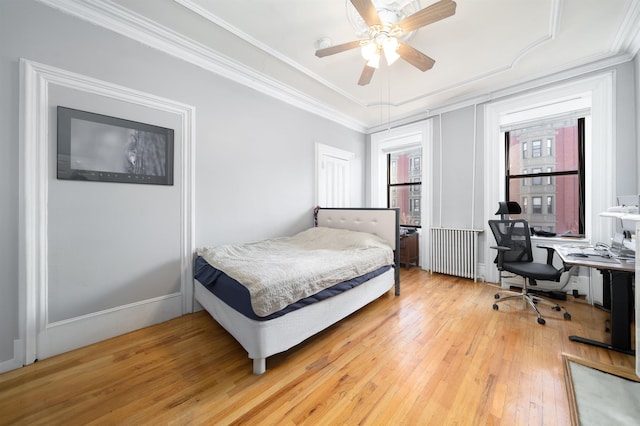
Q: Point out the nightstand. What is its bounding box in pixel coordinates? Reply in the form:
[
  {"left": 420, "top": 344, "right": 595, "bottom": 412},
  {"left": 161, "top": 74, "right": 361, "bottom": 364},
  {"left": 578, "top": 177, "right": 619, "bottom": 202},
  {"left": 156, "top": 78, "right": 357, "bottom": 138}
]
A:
[{"left": 399, "top": 232, "right": 419, "bottom": 268}]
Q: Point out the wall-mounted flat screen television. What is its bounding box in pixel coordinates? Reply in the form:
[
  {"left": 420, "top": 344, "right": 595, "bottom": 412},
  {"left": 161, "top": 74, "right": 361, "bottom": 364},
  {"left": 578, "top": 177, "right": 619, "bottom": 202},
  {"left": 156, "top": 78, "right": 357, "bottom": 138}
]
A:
[{"left": 57, "top": 106, "right": 174, "bottom": 185}]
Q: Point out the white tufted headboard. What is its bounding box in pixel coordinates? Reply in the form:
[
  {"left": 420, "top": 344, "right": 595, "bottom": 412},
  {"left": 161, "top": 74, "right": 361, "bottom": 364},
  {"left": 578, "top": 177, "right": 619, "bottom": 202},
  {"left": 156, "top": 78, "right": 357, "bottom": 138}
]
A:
[
  {"left": 315, "top": 208, "right": 399, "bottom": 250},
  {"left": 315, "top": 208, "right": 400, "bottom": 294}
]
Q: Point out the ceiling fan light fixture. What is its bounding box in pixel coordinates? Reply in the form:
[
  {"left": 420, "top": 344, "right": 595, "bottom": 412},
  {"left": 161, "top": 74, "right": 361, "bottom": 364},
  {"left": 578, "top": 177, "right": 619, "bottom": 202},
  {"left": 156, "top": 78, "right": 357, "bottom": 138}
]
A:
[
  {"left": 382, "top": 36, "right": 400, "bottom": 65},
  {"left": 318, "top": 0, "right": 458, "bottom": 85},
  {"left": 366, "top": 51, "right": 381, "bottom": 69},
  {"left": 361, "top": 41, "right": 377, "bottom": 61}
]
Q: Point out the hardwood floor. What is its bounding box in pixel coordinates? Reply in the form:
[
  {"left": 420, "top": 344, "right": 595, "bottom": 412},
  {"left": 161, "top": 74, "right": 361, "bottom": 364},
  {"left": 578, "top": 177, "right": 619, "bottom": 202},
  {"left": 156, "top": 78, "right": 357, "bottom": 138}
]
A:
[{"left": 0, "top": 269, "right": 635, "bottom": 425}]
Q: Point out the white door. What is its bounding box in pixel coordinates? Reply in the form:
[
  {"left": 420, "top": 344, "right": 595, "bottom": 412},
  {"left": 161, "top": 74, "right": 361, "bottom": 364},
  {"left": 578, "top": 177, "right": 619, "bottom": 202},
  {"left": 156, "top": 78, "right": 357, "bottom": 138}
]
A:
[{"left": 316, "top": 143, "right": 353, "bottom": 208}]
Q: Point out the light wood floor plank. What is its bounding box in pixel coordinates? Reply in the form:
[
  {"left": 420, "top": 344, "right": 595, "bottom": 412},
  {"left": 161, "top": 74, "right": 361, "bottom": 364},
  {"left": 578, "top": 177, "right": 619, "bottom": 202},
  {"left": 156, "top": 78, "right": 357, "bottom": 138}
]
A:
[{"left": 0, "top": 269, "right": 635, "bottom": 425}]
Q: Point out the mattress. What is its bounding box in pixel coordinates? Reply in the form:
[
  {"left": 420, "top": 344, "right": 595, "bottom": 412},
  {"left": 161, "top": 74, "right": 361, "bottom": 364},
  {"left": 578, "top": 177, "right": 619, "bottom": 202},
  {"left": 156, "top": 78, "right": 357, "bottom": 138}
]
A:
[{"left": 194, "top": 255, "right": 391, "bottom": 321}]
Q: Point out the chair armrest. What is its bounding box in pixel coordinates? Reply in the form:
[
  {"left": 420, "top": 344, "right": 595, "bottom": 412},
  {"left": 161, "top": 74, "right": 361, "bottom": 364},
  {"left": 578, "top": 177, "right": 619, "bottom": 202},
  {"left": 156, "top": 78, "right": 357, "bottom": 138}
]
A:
[
  {"left": 536, "top": 244, "right": 556, "bottom": 265},
  {"left": 490, "top": 246, "right": 511, "bottom": 269}
]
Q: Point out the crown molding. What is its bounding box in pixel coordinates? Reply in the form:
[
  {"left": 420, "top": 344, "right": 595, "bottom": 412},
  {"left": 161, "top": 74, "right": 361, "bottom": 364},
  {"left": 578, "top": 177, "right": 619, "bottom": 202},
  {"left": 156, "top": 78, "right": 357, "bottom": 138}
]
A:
[
  {"left": 35, "top": 0, "right": 640, "bottom": 133},
  {"left": 611, "top": 0, "right": 640, "bottom": 56},
  {"left": 365, "top": 52, "right": 632, "bottom": 134},
  {"left": 35, "top": 0, "right": 368, "bottom": 132},
  {"left": 173, "top": 0, "right": 367, "bottom": 109}
]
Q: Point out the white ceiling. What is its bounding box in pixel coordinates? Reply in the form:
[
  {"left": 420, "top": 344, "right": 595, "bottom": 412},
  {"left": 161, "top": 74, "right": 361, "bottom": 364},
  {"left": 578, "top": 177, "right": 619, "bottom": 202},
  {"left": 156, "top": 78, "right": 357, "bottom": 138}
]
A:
[{"left": 96, "top": 0, "right": 640, "bottom": 130}]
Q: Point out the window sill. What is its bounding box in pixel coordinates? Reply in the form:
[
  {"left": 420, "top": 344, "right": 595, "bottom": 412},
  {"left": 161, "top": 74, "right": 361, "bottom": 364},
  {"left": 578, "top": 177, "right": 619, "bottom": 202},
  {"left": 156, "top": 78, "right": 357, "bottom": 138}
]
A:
[{"left": 531, "top": 235, "right": 589, "bottom": 244}]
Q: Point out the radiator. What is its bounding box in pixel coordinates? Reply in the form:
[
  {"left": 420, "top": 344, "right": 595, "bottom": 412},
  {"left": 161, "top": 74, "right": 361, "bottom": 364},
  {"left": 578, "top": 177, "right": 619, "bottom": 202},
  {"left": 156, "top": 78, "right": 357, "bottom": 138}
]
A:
[{"left": 430, "top": 228, "right": 482, "bottom": 281}]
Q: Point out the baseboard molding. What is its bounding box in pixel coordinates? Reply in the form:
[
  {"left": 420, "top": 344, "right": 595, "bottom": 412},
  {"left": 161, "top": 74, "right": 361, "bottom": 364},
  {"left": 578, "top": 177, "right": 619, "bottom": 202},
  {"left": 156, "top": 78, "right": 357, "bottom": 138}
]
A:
[
  {"left": 499, "top": 275, "right": 591, "bottom": 297},
  {"left": 36, "top": 293, "right": 183, "bottom": 361},
  {"left": 0, "top": 357, "right": 23, "bottom": 374},
  {"left": 477, "top": 263, "right": 488, "bottom": 282},
  {"left": 0, "top": 340, "right": 26, "bottom": 374}
]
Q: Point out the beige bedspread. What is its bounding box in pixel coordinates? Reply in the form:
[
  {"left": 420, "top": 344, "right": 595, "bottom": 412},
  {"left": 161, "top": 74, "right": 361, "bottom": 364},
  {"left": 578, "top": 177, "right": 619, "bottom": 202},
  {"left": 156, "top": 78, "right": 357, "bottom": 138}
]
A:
[{"left": 197, "top": 227, "right": 394, "bottom": 317}]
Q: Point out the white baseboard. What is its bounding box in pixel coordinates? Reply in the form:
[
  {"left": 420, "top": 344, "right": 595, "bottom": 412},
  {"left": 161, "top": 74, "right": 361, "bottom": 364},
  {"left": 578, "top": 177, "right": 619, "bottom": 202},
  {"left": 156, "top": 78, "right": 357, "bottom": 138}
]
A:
[
  {"left": 499, "top": 274, "right": 591, "bottom": 297},
  {"left": 35, "top": 293, "right": 183, "bottom": 361},
  {"left": 0, "top": 358, "right": 23, "bottom": 374},
  {"left": 477, "top": 263, "right": 488, "bottom": 282},
  {"left": 0, "top": 340, "right": 26, "bottom": 374}
]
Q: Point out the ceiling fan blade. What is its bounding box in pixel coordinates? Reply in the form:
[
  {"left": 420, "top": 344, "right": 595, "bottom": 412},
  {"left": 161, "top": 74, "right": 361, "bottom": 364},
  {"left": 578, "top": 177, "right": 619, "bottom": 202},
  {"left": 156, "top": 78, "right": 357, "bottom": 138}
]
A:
[
  {"left": 398, "top": 42, "right": 435, "bottom": 72},
  {"left": 350, "top": 0, "right": 382, "bottom": 27},
  {"left": 358, "top": 64, "right": 376, "bottom": 86},
  {"left": 315, "top": 40, "right": 362, "bottom": 58},
  {"left": 397, "top": 0, "right": 457, "bottom": 33}
]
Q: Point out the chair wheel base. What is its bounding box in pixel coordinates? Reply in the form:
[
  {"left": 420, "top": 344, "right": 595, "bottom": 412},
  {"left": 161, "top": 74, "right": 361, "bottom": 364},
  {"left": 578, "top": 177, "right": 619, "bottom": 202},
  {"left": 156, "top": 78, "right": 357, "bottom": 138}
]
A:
[
  {"left": 564, "top": 312, "right": 571, "bottom": 320},
  {"left": 537, "top": 317, "right": 546, "bottom": 325},
  {"left": 493, "top": 304, "right": 499, "bottom": 310},
  {"left": 494, "top": 294, "right": 500, "bottom": 300}
]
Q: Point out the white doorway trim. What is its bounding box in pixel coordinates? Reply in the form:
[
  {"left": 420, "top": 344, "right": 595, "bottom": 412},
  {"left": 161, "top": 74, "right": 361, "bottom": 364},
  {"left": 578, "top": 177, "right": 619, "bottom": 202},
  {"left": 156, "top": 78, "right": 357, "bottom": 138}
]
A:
[{"left": 18, "top": 59, "right": 195, "bottom": 365}]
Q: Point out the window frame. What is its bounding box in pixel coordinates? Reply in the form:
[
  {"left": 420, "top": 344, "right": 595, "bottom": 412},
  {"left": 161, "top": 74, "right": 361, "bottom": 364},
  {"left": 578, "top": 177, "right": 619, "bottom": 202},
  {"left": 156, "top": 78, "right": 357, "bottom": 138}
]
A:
[
  {"left": 387, "top": 151, "right": 422, "bottom": 228},
  {"left": 532, "top": 139, "right": 542, "bottom": 157},
  {"left": 504, "top": 117, "right": 586, "bottom": 235},
  {"left": 532, "top": 196, "right": 542, "bottom": 214},
  {"left": 531, "top": 167, "right": 542, "bottom": 185}
]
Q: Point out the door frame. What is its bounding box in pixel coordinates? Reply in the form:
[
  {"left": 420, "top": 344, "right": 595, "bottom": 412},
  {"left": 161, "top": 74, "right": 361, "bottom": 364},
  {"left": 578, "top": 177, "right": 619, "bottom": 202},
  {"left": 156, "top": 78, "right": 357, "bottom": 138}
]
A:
[{"left": 18, "top": 59, "right": 195, "bottom": 364}]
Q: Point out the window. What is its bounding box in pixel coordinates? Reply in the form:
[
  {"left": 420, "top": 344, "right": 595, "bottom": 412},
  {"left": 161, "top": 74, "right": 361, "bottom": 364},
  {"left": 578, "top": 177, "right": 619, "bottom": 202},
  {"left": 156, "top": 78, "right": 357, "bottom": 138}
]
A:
[
  {"left": 486, "top": 73, "right": 612, "bottom": 285},
  {"left": 522, "top": 197, "right": 528, "bottom": 214},
  {"left": 532, "top": 196, "right": 542, "bottom": 214},
  {"left": 532, "top": 140, "right": 541, "bottom": 157},
  {"left": 388, "top": 147, "right": 422, "bottom": 227},
  {"left": 522, "top": 141, "right": 527, "bottom": 158},
  {"left": 505, "top": 117, "right": 585, "bottom": 235},
  {"left": 531, "top": 168, "right": 542, "bottom": 185},
  {"left": 410, "top": 177, "right": 420, "bottom": 193},
  {"left": 410, "top": 156, "right": 421, "bottom": 173}
]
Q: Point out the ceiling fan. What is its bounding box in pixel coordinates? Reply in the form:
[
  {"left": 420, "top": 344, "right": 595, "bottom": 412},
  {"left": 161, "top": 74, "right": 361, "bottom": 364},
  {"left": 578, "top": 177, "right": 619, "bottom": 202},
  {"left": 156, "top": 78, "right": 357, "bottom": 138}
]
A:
[{"left": 316, "top": 0, "right": 457, "bottom": 86}]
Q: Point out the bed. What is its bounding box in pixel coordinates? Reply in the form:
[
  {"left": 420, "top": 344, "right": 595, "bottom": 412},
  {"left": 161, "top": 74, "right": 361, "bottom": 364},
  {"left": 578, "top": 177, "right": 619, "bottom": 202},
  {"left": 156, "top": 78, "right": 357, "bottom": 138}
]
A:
[{"left": 193, "top": 207, "right": 400, "bottom": 374}]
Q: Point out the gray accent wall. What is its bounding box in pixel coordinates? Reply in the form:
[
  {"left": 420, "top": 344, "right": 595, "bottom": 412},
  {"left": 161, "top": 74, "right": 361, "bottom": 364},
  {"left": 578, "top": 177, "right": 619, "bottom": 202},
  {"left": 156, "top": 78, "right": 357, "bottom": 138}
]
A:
[
  {"left": 431, "top": 105, "right": 484, "bottom": 230},
  {"left": 367, "top": 63, "right": 636, "bottom": 271},
  {"left": 0, "top": 0, "right": 365, "bottom": 365},
  {"left": 430, "top": 63, "right": 637, "bottom": 235}
]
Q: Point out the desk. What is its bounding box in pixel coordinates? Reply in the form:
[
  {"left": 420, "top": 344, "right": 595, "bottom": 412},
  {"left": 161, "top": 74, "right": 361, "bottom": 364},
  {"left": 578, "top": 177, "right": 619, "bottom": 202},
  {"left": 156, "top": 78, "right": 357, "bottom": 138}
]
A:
[{"left": 555, "top": 245, "right": 635, "bottom": 355}]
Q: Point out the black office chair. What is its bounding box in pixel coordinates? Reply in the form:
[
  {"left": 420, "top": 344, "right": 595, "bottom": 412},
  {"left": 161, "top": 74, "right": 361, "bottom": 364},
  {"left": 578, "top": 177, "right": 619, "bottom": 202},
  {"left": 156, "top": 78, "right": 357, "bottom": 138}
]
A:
[{"left": 488, "top": 219, "right": 572, "bottom": 325}]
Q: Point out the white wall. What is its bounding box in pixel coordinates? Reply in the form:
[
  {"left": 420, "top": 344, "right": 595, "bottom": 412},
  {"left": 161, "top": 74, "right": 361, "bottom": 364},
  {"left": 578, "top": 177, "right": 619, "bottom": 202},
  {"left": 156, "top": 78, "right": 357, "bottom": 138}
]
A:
[{"left": 0, "top": 0, "right": 365, "bottom": 367}]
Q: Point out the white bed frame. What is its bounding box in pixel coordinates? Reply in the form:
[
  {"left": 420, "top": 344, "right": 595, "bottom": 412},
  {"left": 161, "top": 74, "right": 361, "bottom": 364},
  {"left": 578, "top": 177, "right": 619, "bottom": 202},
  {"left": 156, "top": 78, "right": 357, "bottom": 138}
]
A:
[{"left": 194, "top": 208, "right": 400, "bottom": 374}]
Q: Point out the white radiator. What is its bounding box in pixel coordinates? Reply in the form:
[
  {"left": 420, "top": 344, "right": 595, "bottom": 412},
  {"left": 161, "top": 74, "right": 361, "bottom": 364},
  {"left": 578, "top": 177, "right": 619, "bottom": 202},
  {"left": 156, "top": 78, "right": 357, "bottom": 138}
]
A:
[{"left": 430, "top": 228, "right": 482, "bottom": 281}]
